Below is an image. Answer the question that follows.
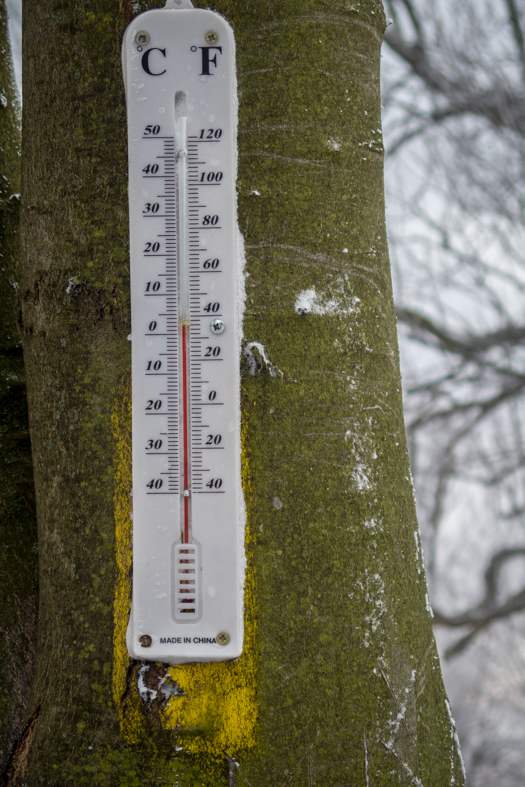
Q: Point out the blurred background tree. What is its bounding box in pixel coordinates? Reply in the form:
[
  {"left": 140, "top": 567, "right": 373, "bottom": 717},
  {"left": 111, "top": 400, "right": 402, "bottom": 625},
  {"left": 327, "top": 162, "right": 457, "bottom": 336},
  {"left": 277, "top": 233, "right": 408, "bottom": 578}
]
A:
[{"left": 382, "top": 0, "right": 525, "bottom": 784}]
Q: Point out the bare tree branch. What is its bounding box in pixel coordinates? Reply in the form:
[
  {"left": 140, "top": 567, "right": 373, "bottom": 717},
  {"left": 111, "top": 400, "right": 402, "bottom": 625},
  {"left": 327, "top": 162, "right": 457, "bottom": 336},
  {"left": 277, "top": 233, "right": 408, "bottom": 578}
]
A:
[
  {"left": 397, "top": 0, "right": 425, "bottom": 43},
  {"left": 397, "top": 308, "right": 525, "bottom": 356},
  {"left": 432, "top": 548, "right": 525, "bottom": 657},
  {"left": 385, "top": 20, "right": 525, "bottom": 135},
  {"left": 384, "top": 0, "right": 525, "bottom": 769},
  {"left": 504, "top": 0, "right": 525, "bottom": 81}
]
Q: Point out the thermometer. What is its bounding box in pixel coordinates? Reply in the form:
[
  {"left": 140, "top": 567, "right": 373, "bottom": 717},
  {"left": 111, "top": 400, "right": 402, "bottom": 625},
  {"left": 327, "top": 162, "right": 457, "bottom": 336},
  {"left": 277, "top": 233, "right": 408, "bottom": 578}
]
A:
[{"left": 122, "top": 0, "right": 243, "bottom": 662}]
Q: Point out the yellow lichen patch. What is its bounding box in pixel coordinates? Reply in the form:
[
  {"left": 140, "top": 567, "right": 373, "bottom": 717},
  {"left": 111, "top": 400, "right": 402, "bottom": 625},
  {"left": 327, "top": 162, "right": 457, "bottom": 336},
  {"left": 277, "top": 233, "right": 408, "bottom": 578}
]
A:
[
  {"left": 111, "top": 379, "right": 258, "bottom": 754},
  {"left": 161, "top": 533, "right": 257, "bottom": 753},
  {"left": 111, "top": 381, "right": 145, "bottom": 744},
  {"left": 161, "top": 409, "right": 258, "bottom": 755}
]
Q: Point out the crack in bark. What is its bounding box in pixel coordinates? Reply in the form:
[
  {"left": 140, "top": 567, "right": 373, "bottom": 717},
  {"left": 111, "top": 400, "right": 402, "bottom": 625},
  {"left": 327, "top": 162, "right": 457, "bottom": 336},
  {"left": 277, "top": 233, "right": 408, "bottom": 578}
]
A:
[
  {"left": 136, "top": 662, "right": 185, "bottom": 726},
  {"left": 119, "top": 658, "right": 138, "bottom": 705},
  {"left": 380, "top": 739, "right": 423, "bottom": 787},
  {"left": 364, "top": 730, "right": 370, "bottom": 787},
  {"left": 377, "top": 657, "right": 414, "bottom": 740},
  {"left": 0, "top": 705, "right": 40, "bottom": 787},
  {"left": 223, "top": 750, "right": 237, "bottom": 787},
  {"left": 280, "top": 742, "right": 315, "bottom": 787}
]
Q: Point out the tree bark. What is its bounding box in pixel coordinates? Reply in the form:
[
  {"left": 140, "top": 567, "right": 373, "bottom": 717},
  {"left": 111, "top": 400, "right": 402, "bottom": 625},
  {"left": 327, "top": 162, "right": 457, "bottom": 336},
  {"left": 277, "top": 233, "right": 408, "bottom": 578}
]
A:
[
  {"left": 0, "top": 0, "right": 38, "bottom": 775},
  {"left": 19, "top": 0, "right": 465, "bottom": 784}
]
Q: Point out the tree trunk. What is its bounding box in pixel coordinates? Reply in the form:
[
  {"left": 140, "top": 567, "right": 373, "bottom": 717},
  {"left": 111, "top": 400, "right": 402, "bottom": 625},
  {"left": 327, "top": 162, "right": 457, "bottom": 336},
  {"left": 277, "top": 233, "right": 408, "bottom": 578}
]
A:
[
  {"left": 17, "top": 0, "right": 465, "bottom": 784},
  {"left": 0, "top": 0, "right": 38, "bottom": 776}
]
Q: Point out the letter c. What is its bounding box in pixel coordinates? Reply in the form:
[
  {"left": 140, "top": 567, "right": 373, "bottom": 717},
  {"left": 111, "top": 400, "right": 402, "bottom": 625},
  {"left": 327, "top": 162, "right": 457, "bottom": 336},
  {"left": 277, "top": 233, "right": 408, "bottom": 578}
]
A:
[{"left": 142, "top": 48, "right": 166, "bottom": 76}]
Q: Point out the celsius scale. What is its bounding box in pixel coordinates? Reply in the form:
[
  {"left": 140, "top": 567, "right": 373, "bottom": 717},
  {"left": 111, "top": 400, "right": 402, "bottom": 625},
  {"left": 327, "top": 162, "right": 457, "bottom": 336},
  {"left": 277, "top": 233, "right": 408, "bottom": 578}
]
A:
[{"left": 122, "top": 0, "right": 243, "bottom": 662}]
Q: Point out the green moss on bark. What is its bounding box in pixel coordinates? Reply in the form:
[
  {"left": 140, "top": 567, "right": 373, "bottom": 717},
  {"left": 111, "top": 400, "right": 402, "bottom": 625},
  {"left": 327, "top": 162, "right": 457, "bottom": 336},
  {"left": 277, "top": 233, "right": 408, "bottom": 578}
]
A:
[
  {"left": 20, "top": 0, "right": 464, "bottom": 783},
  {"left": 20, "top": 0, "right": 132, "bottom": 780}
]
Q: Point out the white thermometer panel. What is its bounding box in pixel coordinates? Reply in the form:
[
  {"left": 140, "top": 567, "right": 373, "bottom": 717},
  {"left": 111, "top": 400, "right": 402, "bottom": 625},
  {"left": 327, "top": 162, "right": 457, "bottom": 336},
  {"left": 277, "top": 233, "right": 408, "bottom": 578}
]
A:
[{"left": 122, "top": 5, "right": 243, "bottom": 663}]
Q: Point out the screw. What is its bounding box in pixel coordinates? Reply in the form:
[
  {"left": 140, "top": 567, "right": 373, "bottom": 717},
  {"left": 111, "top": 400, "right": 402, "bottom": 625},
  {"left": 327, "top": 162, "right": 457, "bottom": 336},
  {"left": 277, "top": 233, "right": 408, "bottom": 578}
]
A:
[
  {"left": 135, "top": 31, "right": 150, "bottom": 46},
  {"left": 139, "top": 634, "right": 152, "bottom": 647},
  {"left": 217, "top": 632, "right": 230, "bottom": 646},
  {"left": 210, "top": 319, "right": 225, "bottom": 335},
  {"left": 205, "top": 30, "right": 218, "bottom": 45}
]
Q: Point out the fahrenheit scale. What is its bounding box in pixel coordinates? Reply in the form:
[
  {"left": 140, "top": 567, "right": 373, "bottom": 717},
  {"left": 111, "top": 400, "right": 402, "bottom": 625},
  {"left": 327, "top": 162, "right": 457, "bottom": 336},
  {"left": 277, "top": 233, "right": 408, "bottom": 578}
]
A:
[{"left": 122, "top": 0, "right": 243, "bottom": 662}]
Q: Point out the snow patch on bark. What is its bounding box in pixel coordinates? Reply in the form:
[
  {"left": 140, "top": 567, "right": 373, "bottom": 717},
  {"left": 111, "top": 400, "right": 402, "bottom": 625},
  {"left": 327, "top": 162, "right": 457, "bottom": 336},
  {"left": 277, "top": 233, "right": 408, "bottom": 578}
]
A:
[
  {"left": 361, "top": 569, "right": 386, "bottom": 649},
  {"left": 445, "top": 698, "right": 467, "bottom": 784},
  {"left": 352, "top": 461, "right": 372, "bottom": 491},
  {"left": 346, "top": 427, "right": 375, "bottom": 493},
  {"left": 413, "top": 526, "right": 428, "bottom": 580},
  {"left": 137, "top": 663, "right": 156, "bottom": 704},
  {"left": 237, "top": 227, "right": 246, "bottom": 347},
  {"left": 364, "top": 516, "right": 382, "bottom": 531},
  {"left": 137, "top": 662, "right": 184, "bottom": 706},
  {"left": 244, "top": 341, "right": 282, "bottom": 378},
  {"left": 295, "top": 284, "right": 360, "bottom": 316}
]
